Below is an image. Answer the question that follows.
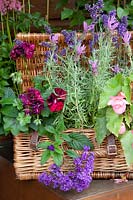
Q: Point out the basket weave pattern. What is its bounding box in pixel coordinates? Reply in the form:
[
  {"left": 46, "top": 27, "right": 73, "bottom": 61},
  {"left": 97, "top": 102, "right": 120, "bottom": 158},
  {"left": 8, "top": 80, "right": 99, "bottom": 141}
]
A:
[{"left": 14, "top": 32, "right": 133, "bottom": 180}]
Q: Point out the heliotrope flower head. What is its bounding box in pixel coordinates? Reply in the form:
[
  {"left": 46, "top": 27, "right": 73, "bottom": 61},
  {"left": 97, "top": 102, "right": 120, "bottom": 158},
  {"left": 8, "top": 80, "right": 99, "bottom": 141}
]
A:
[{"left": 38, "top": 145, "right": 94, "bottom": 192}]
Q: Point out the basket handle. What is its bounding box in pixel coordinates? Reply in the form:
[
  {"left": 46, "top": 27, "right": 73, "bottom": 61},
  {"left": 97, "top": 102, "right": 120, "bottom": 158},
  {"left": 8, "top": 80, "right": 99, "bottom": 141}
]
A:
[
  {"left": 30, "top": 131, "right": 39, "bottom": 151},
  {"left": 107, "top": 134, "right": 117, "bottom": 156}
]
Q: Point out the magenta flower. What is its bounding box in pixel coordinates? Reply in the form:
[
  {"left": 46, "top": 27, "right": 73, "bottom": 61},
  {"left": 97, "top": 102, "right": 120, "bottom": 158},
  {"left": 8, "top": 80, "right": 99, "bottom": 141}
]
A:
[
  {"left": 47, "top": 88, "right": 67, "bottom": 112},
  {"left": 19, "top": 88, "right": 44, "bottom": 115},
  {"left": 10, "top": 41, "right": 35, "bottom": 60},
  {"left": 22, "top": 42, "right": 35, "bottom": 59},
  {"left": 108, "top": 92, "right": 129, "bottom": 114},
  {"left": 122, "top": 31, "right": 131, "bottom": 44}
]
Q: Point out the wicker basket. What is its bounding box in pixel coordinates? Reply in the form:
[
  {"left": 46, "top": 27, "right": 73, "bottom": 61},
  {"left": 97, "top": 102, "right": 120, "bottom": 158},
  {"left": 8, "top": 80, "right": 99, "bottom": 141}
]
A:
[
  {"left": 14, "top": 128, "right": 133, "bottom": 180},
  {"left": 14, "top": 32, "right": 133, "bottom": 180}
]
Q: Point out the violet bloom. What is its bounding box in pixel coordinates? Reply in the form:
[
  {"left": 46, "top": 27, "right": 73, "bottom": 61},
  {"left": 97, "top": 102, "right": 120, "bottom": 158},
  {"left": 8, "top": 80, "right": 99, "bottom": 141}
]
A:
[
  {"left": 47, "top": 145, "right": 55, "bottom": 151},
  {"left": 122, "top": 31, "right": 131, "bottom": 45},
  {"left": 50, "top": 33, "right": 59, "bottom": 44},
  {"left": 44, "top": 25, "right": 52, "bottom": 34},
  {"left": 85, "top": 0, "right": 104, "bottom": 23},
  {"left": 89, "top": 60, "right": 98, "bottom": 75},
  {"left": 111, "top": 64, "right": 121, "bottom": 74},
  {"left": 76, "top": 44, "right": 86, "bottom": 56},
  {"left": 117, "top": 16, "right": 128, "bottom": 37},
  {"left": 83, "top": 22, "right": 95, "bottom": 33},
  {"left": 102, "top": 11, "right": 119, "bottom": 31},
  {"left": 107, "top": 15, "right": 119, "bottom": 31},
  {"left": 0, "top": 0, "right": 22, "bottom": 15},
  {"left": 61, "top": 30, "right": 76, "bottom": 46}
]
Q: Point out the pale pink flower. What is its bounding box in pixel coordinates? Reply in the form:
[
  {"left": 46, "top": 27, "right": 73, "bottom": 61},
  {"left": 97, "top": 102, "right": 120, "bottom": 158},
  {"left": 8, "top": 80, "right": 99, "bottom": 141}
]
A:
[
  {"left": 119, "top": 122, "right": 126, "bottom": 134},
  {"left": 0, "top": 0, "right": 22, "bottom": 15},
  {"left": 108, "top": 92, "right": 129, "bottom": 114}
]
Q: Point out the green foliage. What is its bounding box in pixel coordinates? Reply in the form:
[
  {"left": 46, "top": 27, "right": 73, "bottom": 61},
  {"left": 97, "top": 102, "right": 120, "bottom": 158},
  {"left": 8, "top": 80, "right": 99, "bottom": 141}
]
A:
[
  {"left": 120, "top": 130, "right": 133, "bottom": 166},
  {"left": 67, "top": 133, "right": 93, "bottom": 150},
  {"left": 95, "top": 108, "right": 108, "bottom": 144}
]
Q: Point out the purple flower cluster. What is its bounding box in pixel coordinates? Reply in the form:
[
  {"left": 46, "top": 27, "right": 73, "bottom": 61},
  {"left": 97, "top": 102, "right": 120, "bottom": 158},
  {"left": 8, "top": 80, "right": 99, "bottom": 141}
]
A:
[
  {"left": 61, "top": 30, "right": 76, "bottom": 46},
  {"left": 19, "top": 88, "right": 44, "bottom": 115},
  {"left": 38, "top": 146, "right": 94, "bottom": 192},
  {"left": 10, "top": 40, "right": 35, "bottom": 60},
  {"left": 85, "top": 0, "right": 104, "bottom": 23},
  {"left": 102, "top": 10, "right": 119, "bottom": 31},
  {"left": 0, "top": 0, "right": 22, "bottom": 15}
]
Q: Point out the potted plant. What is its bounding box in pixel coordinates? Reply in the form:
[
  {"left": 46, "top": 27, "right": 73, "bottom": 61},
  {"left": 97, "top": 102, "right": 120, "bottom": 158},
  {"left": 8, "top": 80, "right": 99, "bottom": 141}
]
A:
[{"left": 5, "top": 0, "right": 133, "bottom": 192}]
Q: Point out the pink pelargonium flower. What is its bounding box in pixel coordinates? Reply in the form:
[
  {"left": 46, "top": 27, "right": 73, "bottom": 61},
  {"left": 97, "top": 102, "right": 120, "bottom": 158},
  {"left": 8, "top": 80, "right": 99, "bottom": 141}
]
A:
[
  {"left": 108, "top": 92, "right": 129, "bottom": 114},
  {"left": 119, "top": 122, "right": 126, "bottom": 134}
]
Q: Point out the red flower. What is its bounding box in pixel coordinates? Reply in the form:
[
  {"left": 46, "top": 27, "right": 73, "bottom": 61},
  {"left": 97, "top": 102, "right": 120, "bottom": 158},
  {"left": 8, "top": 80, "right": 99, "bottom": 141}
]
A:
[{"left": 47, "top": 88, "right": 67, "bottom": 112}]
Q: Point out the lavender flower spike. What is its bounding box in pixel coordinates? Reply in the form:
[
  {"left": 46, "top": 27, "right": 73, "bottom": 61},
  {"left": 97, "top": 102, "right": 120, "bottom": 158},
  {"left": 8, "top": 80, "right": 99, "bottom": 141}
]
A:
[
  {"left": 122, "top": 31, "right": 131, "bottom": 45},
  {"left": 89, "top": 60, "right": 98, "bottom": 75},
  {"left": 107, "top": 15, "right": 119, "bottom": 31},
  {"left": 77, "top": 44, "right": 86, "bottom": 56}
]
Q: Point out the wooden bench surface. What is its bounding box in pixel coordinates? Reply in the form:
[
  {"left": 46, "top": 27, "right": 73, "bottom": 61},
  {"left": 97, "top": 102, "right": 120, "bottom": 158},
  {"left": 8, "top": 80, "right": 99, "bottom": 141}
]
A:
[{"left": 0, "top": 156, "right": 133, "bottom": 200}]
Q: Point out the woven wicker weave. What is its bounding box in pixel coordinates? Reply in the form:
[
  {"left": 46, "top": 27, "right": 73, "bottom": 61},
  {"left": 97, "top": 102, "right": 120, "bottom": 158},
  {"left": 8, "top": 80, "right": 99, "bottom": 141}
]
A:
[
  {"left": 14, "top": 129, "right": 133, "bottom": 180},
  {"left": 14, "top": 32, "right": 133, "bottom": 180}
]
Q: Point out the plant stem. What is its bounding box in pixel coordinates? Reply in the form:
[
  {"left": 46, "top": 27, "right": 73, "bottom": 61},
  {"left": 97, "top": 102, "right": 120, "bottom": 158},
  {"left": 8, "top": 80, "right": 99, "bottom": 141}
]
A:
[
  {"left": 28, "top": 0, "right": 31, "bottom": 32},
  {"left": 46, "top": 0, "right": 50, "bottom": 22},
  {"left": 22, "top": 0, "right": 25, "bottom": 13},
  {"left": 6, "top": 13, "right": 12, "bottom": 46},
  {"left": 1, "top": 13, "right": 5, "bottom": 36},
  {"left": 12, "top": 11, "right": 16, "bottom": 37}
]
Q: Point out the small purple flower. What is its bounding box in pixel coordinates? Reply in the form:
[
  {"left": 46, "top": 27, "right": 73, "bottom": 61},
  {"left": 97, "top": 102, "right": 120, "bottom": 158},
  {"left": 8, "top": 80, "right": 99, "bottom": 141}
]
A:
[
  {"left": 85, "top": 0, "right": 104, "bottom": 23},
  {"left": 117, "top": 16, "right": 128, "bottom": 37},
  {"left": 111, "top": 64, "right": 121, "bottom": 74},
  {"left": 83, "top": 21, "right": 95, "bottom": 33},
  {"left": 47, "top": 145, "right": 55, "bottom": 151},
  {"left": 61, "top": 30, "right": 76, "bottom": 46},
  {"left": 89, "top": 60, "right": 98, "bottom": 75},
  {"left": 50, "top": 34, "right": 59, "bottom": 44},
  {"left": 102, "top": 11, "right": 119, "bottom": 31},
  {"left": 122, "top": 31, "right": 131, "bottom": 44},
  {"left": 76, "top": 44, "right": 86, "bottom": 56},
  {"left": 107, "top": 15, "right": 119, "bottom": 31},
  {"left": 44, "top": 25, "right": 52, "bottom": 34}
]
